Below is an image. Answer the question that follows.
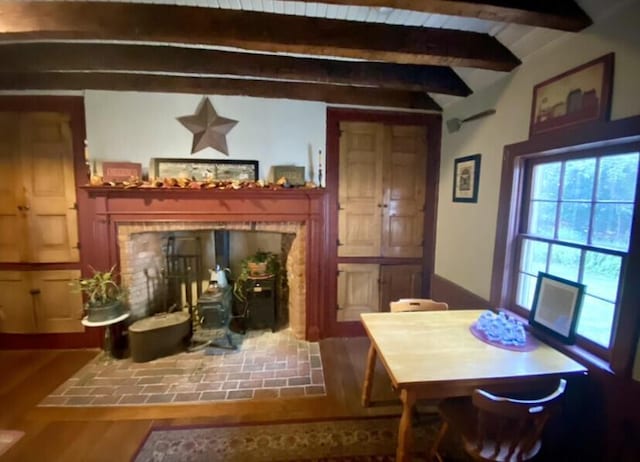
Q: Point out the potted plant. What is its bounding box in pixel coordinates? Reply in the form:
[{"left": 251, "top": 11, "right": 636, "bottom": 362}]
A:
[
  {"left": 71, "top": 266, "right": 127, "bottom": 323},
  {"left": 233, "top": 250, "right": 280, "bottom": 301}
]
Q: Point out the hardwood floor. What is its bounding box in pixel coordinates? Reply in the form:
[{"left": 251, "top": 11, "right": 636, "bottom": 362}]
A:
[{"left": 0, "top": 337, "right": 402, "bottom": 461}]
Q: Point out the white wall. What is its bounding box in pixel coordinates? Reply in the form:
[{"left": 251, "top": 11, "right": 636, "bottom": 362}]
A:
[
  {"left": 84, "top": 91, "right": 327, "bottom": 182},
  {"left": 435, "top": 1, "right": 640, "bottom": 300}
]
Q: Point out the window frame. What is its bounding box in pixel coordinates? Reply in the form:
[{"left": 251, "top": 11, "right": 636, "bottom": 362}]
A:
[
  {"left": 491, "top": 116, "right": 640, "bottom": 375},
  {"left": 509, "top": 146, "right": 637, "bottom": 356}
]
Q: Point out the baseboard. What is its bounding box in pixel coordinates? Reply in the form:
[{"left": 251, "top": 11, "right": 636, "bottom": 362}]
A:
[
  {"left": 430, "top": 274, "right": 494, "bottom": 310},
  {"left": 0, "top": 330, "right": 102, "bottom": 349}
]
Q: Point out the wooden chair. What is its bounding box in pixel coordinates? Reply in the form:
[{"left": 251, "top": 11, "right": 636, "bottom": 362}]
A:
[
  {"left": 430, "top": 379, "right": 567, "bottom": 462},
  {"left": 389, "top": 298, "right": 449, "bottom": 313}
]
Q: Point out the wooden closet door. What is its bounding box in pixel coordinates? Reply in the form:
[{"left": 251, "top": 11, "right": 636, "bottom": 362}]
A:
[
  {"left": 338, "top": 122, "right": 384, "bottom": 257},
  {"left": 381, "top": 125, "right": 426, "bottom": 258},
  {"left": 0, "top": 113, "right": 28, "bottom": 262},
  {"left": 20, "top": 112, "right": 79, "bottom": 263}
]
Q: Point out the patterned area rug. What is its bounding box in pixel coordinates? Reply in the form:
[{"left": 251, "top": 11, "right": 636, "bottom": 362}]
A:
[
  {"left": 40, "top": 329, "right": 325, "bottom": 407},
  {"left": 0, "top": 430, "right": 25, "bottom": 457},
  {"left": 132, "top": 416, "right": 457, "bottom": 462}
]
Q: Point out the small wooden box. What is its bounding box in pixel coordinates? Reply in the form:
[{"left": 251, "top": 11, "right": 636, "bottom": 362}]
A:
[
  {"left": 272, "top": 166, "right": 305, "bottom": 185},
  {"left": 101, "top": 162, "right": 142, "bottom": 182}
]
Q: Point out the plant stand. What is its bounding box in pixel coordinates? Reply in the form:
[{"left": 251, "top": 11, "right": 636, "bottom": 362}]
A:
[{"left": 82, "top": 312, "right": 130, "bottom": 358}]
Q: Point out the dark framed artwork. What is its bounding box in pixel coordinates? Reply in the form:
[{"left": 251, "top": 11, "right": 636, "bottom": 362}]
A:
[
  {"left": 452, "top": 154, "right": 481, "bottom": 203},
  {"left": 272, "top": 165, "right": 306, "bottom": 185},
  {"left": 150, "top": 158, "right": 258, "bottom": 181},
  {"left": 529, "top": 53, "right": 614, "bottom": 137},
  {"left": 529, "top": 272, "right": 585, "bottom": 344}
]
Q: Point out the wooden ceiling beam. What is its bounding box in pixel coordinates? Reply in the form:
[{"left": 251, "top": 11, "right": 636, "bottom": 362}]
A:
[
  {"left": 0, "top": 1, "right": 520, "bottom": 71},
  {"left": 0, "top": 42, "right": 471, "bottom": 96},
  {"left": 291, "top": 1, "right": 592, "bottom": 31},
  {"left": 0, "top": 72, "right": 441, "bottom": 111}
]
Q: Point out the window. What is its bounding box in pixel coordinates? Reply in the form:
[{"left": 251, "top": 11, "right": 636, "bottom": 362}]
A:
[
  {"left": 492, "top": 118, "right": 640, "bottom": 368},
  {"left": 513, "top": 151, "right": 639, "bottom": 349}
]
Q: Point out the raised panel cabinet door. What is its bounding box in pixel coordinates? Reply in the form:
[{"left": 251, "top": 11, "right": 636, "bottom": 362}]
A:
[
  {"left": 336, "top": 263, "right": 380, "bottom": 322},
  {"left": 338, "top": 122, "right": 384, "bottom": 257},
  {"left": 0, "top": 271, "right": 36, "bottom": 333},
  {"left": 20, "top": 112, "right": 79, "bottom": 263},
  {"left": 31, "top": 270, "right": 84, "bottom": 333},
  {"left": 381, "top": 125, "right": 427, "bottom": 258},
  {"left": 379, "top": 265, "right": 423, "bottom": 312},
  {"left": 0, "top": 113, "right": 28, "bottom": 262}
]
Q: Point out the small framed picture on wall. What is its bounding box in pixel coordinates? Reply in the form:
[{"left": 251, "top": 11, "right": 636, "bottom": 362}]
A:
[{"left": 453, "top": 154, "right": 481, "bottom": 203}]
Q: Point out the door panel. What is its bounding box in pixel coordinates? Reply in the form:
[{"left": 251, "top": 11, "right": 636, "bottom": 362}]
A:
[
  {"left": 379, "top": 265, "right": 423, "bottom": 313},
  {"left": 337, "top": 263, "right": 379, "bottom": 322},
  {"left": 20, "top": 113, "right": 79, "bottom": 263},
  {"left": 381, "top": 125, "right": 426, "bottom": 258},
  {"left": 32, "top": 270, "right": 84, "bottom": 333},
  {"left": 0, "top": 113, "right": 27, "bottom": 262},
  {"left": 0, "top": 271, "right": 35, "bottom": 333},
  {"left": 338, "top": 122, "right": 383, "bottom": 257}
]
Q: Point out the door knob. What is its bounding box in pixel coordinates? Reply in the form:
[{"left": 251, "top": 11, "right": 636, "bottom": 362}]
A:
[{"left": 17, "top": 205, "right": 30, "bottom": 211}]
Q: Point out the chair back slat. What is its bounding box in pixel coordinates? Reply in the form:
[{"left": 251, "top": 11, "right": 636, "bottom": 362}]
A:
[
  {"left": 389, "top": 298, "right": 448, "bottom": 313},
  {"left": 468, "top": 379, "right": 567, "bottom": 461}
]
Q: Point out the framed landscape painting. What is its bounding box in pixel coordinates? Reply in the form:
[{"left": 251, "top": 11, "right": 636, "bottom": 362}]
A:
[{"left": 150, "top": 158, "right": 258, "bottom": 181}]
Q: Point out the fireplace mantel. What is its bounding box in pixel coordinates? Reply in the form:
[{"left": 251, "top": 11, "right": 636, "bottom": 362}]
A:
[{"left": 77, "top": 187, "right": 329, "bottom": 342}]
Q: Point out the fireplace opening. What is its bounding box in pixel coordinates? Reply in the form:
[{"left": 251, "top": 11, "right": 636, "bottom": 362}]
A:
[{"left": 118, "top": 222, "right": 307, "bottom": 339}]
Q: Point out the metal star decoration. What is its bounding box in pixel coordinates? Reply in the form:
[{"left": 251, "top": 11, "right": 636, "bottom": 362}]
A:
[{"left": 177, "top": 98, "right": 238, "bottom": 155}]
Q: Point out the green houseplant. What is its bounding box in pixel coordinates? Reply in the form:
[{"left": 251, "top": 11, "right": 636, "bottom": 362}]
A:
[
  {"left": 233, "top": 250, "right": 280, "bottom": 301},
  {"left": 71, "top": 266, "right": 127, "bottom": 323}
]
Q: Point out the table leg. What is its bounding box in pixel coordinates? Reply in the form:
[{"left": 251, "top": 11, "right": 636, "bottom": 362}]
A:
[
  {"left": 396, "top": 388, "right": 416, "bottom": 462},
  {"left": 361, "top": 342, "right": 377, "bottom": 407}
]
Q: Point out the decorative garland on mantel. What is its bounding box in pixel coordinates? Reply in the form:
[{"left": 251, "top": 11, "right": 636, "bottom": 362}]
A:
[{"left": 86, "top": 176, "right": 321, "bottom": 190}]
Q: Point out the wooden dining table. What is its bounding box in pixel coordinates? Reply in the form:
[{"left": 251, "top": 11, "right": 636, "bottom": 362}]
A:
[{"left": 360, "top": 309, "right": 588, "bottom": 462}]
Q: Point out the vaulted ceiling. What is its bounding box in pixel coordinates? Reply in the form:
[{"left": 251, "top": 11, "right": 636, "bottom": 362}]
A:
[{"left": 0, "top": 0, "right": 616, "bottom": 111}]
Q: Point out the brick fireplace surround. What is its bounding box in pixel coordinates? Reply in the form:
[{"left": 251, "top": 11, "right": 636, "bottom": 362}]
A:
[
  {"left": 78, "top": 188, "right": 329, "bottom": 346},
  {"left": 119, "top": 221, "right": 306, "bottom": 337}
]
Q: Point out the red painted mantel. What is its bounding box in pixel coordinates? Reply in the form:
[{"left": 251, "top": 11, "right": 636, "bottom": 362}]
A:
[{"left": 77, "top": 186, "right": 330, "bottom": 341}]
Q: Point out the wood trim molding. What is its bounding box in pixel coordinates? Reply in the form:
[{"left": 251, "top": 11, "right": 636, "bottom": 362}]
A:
[
  {"left": 0, "top": 331, "right": 102, "bottom": 349},
  {"left": 430, "top": 273, "right": 493, "bottom": 309},
  {"left": 490, "top": 115, "right": 640, "bottom": 376},
  {"left": 79, "top": 187, "right": 328, "bottom": 342}
]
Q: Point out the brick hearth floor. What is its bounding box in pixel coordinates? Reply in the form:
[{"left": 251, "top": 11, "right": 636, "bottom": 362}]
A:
[{"left": 38, "top": 328, "right": 325, "bottom": 406}]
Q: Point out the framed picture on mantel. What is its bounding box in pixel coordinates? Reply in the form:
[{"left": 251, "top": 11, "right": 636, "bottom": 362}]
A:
[{"left": 150, "top": 158, "right": 259, "bottom": 182}]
